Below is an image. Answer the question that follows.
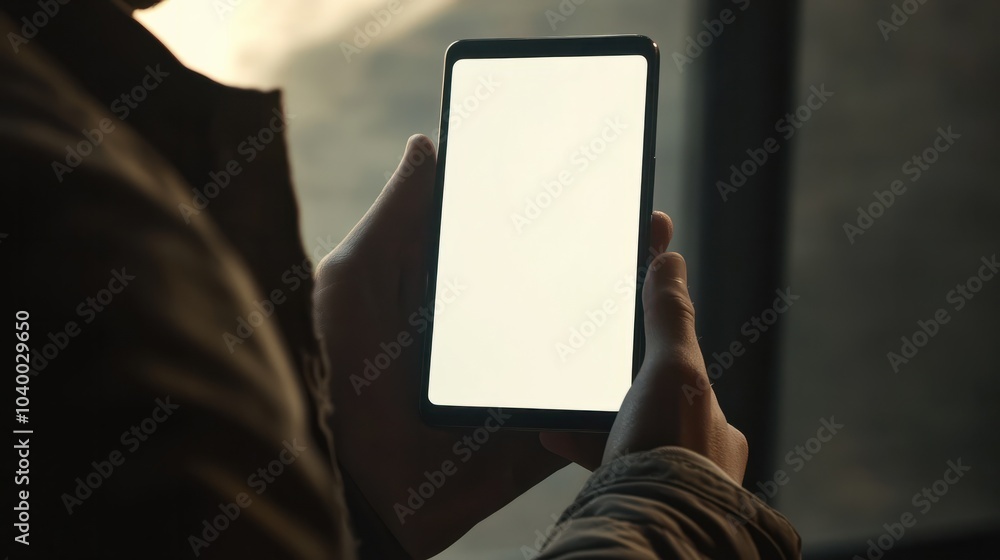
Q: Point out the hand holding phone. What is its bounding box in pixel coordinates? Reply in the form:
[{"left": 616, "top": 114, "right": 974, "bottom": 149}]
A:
[
  {"left": 539, "top": 242, "right": 749, "bottom": 486},
  {"left": 315, "top": 134, "right": 747, "bottom": 558}
]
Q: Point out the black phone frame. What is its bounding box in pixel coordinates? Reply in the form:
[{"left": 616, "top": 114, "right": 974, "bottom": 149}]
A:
[{"left": 419, "top": 35, "right": 660, "bottom": 431}]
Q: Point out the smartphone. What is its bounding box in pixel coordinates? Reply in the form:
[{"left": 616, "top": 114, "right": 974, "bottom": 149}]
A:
[{"left": 419, "top": 35, "right": 659, "bottom": 431}]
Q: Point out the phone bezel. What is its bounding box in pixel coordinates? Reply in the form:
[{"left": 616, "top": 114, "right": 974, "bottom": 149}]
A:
[{"left": 419, "top": 35, "right": 660, "bottom": 431}]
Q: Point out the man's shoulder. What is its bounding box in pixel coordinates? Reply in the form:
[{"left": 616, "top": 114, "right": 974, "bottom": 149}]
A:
[
  {"left": 1, "top": 13, "right": 95, "bottom": 124},
  {"left": 0, "top": 12, "right": 179, "bottom": 201}
]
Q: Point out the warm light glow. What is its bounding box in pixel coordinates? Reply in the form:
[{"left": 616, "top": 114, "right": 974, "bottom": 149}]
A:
[{"left": 135, "top": 0, "right": 456, "bottom": 87}]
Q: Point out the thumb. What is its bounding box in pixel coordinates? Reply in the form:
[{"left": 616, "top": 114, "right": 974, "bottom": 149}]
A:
[
  {"left": 641, "top": 252, "right": 699, "bottom": 366},
  {"left": 347, "top": 134, "right": 437, "bottom": 252},
  {"left": 378, "top": 134, "right": 437, "bottom": 221}
]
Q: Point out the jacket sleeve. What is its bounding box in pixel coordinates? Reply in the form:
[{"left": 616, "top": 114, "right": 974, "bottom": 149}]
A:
[{"left": 537, "top": 447, "right": 801, "bottom": 560}]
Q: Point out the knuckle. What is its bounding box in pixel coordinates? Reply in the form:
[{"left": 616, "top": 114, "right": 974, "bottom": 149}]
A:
[
  {"left": 646, "top": 282, "right": 696, "bottom": 323},
  {"left": 666, "top": 352, "right": 705, "bottom": 382},
  {"left": 647, "top": 349, "right": 708, "bottom": 393},
  {"left": 653, "top": 251, "right": 686, "bottom": 272},
  {"left": 664, "top": 290, "right": 696, "bottom": 322}
]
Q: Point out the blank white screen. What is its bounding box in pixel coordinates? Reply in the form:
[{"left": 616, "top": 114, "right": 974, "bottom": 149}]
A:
[{"left": 428, "top": 54, "right": 648, "bottom": 412}]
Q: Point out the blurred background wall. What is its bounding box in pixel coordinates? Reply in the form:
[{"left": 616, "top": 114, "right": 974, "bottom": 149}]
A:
[
  {"left": 776, "top": 1, "right": 999, "bottom": 551},
  {"left": 139, "top": 1, "right": 998, "bottom": 557}
]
